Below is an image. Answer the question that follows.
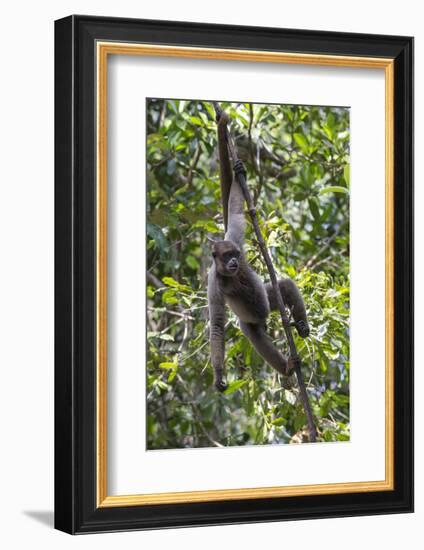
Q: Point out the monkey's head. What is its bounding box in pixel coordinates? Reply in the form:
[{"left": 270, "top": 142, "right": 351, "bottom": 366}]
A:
[{"left": 212, "top": 240, "right": 241, "bottom": 277}]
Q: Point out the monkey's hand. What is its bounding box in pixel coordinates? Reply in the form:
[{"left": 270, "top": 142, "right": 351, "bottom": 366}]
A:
[
  {"left": 216, "top": 108, "right": 229, "bottom": 125},
  {"left": 214, "top": 378, "right": 228, "bottom": 393},
  {"left": 292, "top": 320, "right": 310, "bottom": 338}
]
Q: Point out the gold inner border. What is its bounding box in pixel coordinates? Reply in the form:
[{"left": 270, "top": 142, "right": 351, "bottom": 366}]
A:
[{"left": 96, "top": 42, "right": 395, "bottom": 508}]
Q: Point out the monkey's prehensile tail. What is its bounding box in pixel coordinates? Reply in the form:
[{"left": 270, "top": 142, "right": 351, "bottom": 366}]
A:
[{"left": 212, "top": 101, "right": 317, "bottom": 443}]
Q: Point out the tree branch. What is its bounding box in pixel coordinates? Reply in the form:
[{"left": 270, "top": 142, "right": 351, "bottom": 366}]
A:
[
  {"left": 147, "top": 270, "right": 164, "bottom": 289},
  {"left": 303, "top": 225, "right": 342, "bottom": 270},
  {"left": 212, "top": 102, "right": 317, "bottom": 442}
]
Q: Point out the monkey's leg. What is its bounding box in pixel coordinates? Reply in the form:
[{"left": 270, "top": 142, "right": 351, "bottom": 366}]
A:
[
  {"left": 265, "top": 279, "right": 310, "bottom": 338},
  {"left": 239, "top": 321, "right": 294, "bottom": 376}
]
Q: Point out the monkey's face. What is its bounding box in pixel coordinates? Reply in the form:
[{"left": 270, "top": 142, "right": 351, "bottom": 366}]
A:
[{"left": 212, "top": 240, "right": 241, "bottom": 277}]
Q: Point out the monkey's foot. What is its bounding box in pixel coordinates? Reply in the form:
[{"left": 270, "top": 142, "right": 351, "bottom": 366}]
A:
[
  {"left": 294, "top": 320, "right": 310, "bottom": 338},
  {"left": 233, "top": 159, "right": 246, "bottom": 177},
  {"left": 287, "top": 356, "right": 301, "bottom": 376},
  {"left": 214, "top": 379, "right": 228, "bottom": 393}
]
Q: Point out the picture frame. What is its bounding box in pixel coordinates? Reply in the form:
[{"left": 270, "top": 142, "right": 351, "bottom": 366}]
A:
[{"left": 54, "top": 15, "right": 414, "bottom": 534}]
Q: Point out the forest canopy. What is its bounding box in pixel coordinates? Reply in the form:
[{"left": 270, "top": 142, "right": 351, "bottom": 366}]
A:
[{"left": 146, "top": 99, "right": 350, "bottom": 449}]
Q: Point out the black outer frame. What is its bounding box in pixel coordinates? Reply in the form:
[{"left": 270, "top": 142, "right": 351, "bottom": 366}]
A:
[{"left": 54, "top": 15, "right": 414, "bottom": 535}]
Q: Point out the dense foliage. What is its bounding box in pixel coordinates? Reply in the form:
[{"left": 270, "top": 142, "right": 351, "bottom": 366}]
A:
[{"left": 146, "top": 99, "right": 350, "bottom": 449}]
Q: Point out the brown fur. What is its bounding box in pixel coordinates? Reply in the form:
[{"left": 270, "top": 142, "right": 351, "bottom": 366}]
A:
[{"left": 207, "top": 110, "right": 309, "bottom": 392}]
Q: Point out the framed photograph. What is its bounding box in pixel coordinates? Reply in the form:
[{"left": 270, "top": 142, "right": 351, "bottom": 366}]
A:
[{"left": 54, "top": 15, "right": 413, "bottom": 534}]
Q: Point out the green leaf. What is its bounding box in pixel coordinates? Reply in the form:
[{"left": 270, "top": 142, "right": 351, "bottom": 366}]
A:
[
  {"left": 343, "top": 164, "right": 350, "bottom": 186},
  {"left": 293, "top": 133, "right": 309, "bottom": 153},
  {"left": 147, "top": 223, "right": 168, "bottom": 253},
  {"left": 293, "top": 413, "right": 307, "bottom": 432},
  {"left": 194, "top": 219, "right": 220, "bottom": 233},
  {"left": 284, "top": 390, "right": 297, "bottom": 406},
  {"left": 319, "top": 186, "right": 348, "bottom": 195},
  {"left": 162, "top": 276, "right": 187, "bottom": 290},
  {"left": 159, "top": 358, "right": 178, "bottom": 382},
  {"left": 147, "top": 133, "right": 163, "bottom": 145},
  {"left": 167, "top": 100, "right": 178, "bottom": 114},
  {"left": 326, "top": 111, "right": 335, "bottom": 129},
  {"left": 189, "top": 116, "right": 203, "bottom": 126},
  {"left": 158, "top": 334, "right": 174, "bottom": 342},
  {"left": 186, "top": 255, "right": 200, "bottom": 270},
  {"left": 157, "top": 380, "right": 170, "bottom": 390},
  {"left": 271, "top": 417, "right": 285, "bottom": 426},
  {"left": 159, "top": 361, "right": 176, "bottom": 369},
  {"left": 199, "top": 112, "right": 210, "bottom": 125},
  {"left": 203, "top": 102, "right": 215, "bottom": 120},
  {"left": 286, "top": 265, "right": 297, "bottom": 278},
  {"left": 168, "top": 370, "right": 177, "bottom": 382},
  {"left": 162, "top": 289, "right": 178, "bottom": 304},
  {"left": 224, "top": 379, "right": 247, "bottom": 395},
  {"left": 162, "top": 277, "right": 177, "bottom": 287},
  {"left": 322, "top": 124, "right": 333, "bottom": 141},
  {"left": 308, "top": 197, "right": 321, "bottom": 222}
]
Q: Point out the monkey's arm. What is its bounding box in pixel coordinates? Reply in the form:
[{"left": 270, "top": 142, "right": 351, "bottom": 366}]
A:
[
  {"left": 225, "top": 161, "right": 246, "bottom": 247},
  {"left": 217, "top": 111, "right": 233, "bottom": 232},
  {"left": 216, "top": 108, "right": 246, "bottom": 246},
  {"left": 207, "top": 265, "right": 228, "bottom": 391}
]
